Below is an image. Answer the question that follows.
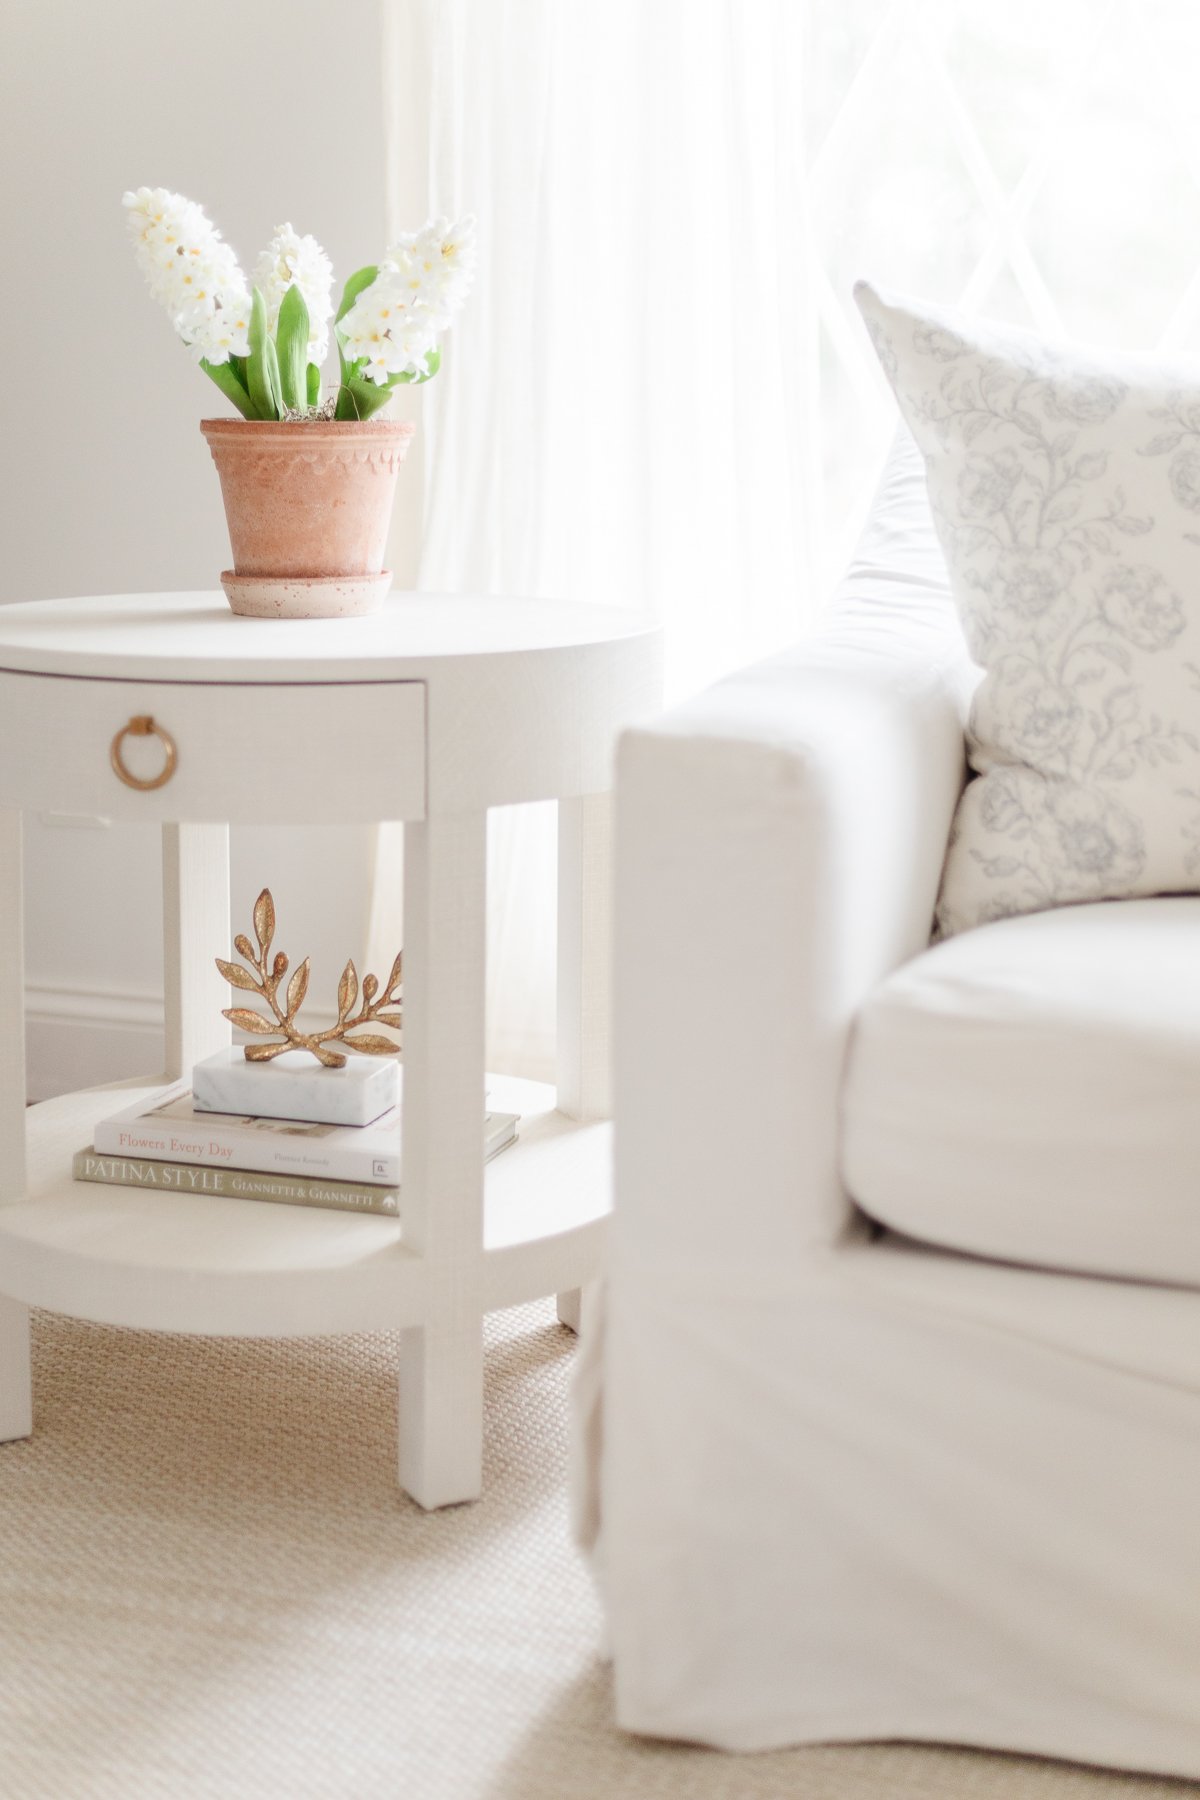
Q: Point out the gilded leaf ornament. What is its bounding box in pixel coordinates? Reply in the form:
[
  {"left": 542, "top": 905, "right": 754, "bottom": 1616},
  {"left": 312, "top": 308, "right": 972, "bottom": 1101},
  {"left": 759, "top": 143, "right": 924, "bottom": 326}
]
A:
[{"left": 216, "top": 888, "right": 402, "bottom": 1067}]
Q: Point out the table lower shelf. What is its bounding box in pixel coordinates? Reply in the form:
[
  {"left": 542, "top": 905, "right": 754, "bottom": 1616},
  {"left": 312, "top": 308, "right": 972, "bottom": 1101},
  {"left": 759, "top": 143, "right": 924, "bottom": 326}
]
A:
[{"left": 0, "top": 1075, "right": 611, "bottom": 1337}]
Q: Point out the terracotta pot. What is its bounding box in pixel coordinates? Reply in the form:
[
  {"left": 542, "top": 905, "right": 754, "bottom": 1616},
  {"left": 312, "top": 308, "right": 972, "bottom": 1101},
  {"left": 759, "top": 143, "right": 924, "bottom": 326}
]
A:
[{"left": 200, "top": 418, "right": 417, "bottom": 619}]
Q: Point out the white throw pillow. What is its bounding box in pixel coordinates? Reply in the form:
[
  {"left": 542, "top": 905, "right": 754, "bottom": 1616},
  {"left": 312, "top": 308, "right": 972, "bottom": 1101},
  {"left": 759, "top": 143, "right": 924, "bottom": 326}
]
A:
[{"left": 856, "top": 280, "right": 1200, "bottom": 936}]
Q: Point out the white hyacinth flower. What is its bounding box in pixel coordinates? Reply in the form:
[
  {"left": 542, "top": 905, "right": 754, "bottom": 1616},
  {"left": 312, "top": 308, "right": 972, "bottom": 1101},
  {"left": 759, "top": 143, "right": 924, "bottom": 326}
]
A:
[
  {"left": 385, "top": 214, "right": 477, "bottom": 332},
  {"left": 339, "top": 214, "right": 476, "bottom": 385},
  {"left": 253, "top": 222, "right": 334, "bottom": 364},
  {"left": 421, "top": 213, "right": 477, "bottom": 288},
  {"left": 338, "top": 268, "right": 440, "bottom": 384},
  {"left": 123, "top": 186, "right": 251, "bottom": 365}
]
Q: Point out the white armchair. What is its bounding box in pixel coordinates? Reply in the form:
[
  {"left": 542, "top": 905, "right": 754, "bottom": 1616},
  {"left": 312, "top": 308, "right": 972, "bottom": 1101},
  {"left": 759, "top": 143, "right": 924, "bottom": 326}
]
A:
[{"left": 578, "top": 435, "right": 1200, "bottom": 1778}]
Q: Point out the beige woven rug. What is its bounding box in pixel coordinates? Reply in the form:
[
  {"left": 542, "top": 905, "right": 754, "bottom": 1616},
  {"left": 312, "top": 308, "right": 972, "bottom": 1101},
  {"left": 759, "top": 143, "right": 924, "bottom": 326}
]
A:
[{"left": 0, "top": 1303, "right": 1193, "bottom": 1800}]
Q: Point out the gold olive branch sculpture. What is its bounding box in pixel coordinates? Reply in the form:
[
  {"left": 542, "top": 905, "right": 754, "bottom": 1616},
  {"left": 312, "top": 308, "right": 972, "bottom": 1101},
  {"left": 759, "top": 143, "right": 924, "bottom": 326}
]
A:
[{"left": 216, "top": 888, "right": 402, "bottom": 1068}]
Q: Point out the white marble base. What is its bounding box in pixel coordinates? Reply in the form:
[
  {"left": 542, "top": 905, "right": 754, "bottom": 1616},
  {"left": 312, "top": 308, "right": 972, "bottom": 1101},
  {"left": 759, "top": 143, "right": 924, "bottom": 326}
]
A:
[{"left": 192, "top": 1045, "right": 400, "bottom": 1126}]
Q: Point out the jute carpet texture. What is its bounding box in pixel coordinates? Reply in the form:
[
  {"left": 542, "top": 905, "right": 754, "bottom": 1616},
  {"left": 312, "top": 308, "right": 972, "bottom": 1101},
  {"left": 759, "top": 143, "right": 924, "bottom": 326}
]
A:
[{"left": 0, "top": 1301, "right": 1193, "bottom": 1799}]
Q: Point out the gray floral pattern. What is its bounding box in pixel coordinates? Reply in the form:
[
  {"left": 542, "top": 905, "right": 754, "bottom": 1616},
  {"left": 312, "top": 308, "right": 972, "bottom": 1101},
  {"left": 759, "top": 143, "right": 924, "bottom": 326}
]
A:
[{"left": 855, "top": 281, "right": 1200, "bottom": 935}]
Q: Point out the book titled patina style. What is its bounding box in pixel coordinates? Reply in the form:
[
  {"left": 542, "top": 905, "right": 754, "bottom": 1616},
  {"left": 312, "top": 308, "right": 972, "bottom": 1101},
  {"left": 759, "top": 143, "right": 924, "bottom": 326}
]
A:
[
  {"left": 73, "top": 1150, "right": 401, "bottom": 1217},
  {"left": 74, "top": 1116, "right": 520, "bottom": 1217}
]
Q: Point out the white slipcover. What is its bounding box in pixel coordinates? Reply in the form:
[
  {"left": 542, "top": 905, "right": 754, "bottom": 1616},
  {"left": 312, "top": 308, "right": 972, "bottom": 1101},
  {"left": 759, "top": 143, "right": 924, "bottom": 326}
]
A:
[
  {"left": 843, "top": 895, "right": 1200, "bottom": 1287},
  {"left": 577, "top": 432, "right": 1200, "bottom": 1778}
]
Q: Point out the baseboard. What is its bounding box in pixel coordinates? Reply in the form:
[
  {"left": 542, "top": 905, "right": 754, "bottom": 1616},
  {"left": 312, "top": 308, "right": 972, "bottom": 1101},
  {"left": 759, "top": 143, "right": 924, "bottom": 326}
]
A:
[
  {"left": 24, "top": 981, "right": 165, "bottom": 1103},
  {"left": 24, "top": 983, "right": 346, "bottom": 1104}
]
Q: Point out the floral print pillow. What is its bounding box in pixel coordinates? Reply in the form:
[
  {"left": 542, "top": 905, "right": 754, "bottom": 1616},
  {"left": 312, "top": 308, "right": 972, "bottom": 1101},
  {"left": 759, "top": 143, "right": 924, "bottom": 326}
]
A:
[{"left": 856, "top": 280, "right": 1200, "bottom": 936}]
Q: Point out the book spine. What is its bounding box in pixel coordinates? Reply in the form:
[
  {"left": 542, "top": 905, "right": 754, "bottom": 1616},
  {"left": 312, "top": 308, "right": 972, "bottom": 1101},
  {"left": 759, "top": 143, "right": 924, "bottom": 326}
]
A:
[
  {"left": 90, "top": 1119, "right": 399, "bottom": 1185},
  {"left": 73, "top": 1151, "right": 400, "bottom": 1218}
]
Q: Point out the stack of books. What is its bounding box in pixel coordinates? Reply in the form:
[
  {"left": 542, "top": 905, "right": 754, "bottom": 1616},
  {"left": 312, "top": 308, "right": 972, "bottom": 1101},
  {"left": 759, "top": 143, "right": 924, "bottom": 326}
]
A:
[{"left": 74, "top": 1081, "right": 519, "bottom": 1218}]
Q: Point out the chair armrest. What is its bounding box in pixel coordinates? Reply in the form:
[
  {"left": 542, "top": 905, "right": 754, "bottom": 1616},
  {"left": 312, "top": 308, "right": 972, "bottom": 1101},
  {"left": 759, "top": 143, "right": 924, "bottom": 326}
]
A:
[
  {"left": 580, "top": 435, "right": 978, "bottom": 1721},
  {"left": 613, "top": 617, "right": 972, "bottom": 1274}
]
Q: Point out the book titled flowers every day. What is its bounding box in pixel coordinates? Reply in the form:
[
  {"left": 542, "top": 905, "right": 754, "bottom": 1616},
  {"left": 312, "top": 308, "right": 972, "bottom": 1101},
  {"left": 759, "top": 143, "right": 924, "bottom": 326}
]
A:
[
  {"left": 93, "top": 1083, "right": 518, "bottom": 1186},
  {"left": 94, "top": 1087, "right": 402, "bottom": 1188}
]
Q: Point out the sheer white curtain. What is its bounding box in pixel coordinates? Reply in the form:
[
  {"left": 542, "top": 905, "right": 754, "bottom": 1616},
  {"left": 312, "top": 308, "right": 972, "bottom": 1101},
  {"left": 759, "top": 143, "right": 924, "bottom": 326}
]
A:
[
  {"left": 378, "top": 0, "right": 811, "bottom": 1077},
  {"left": 377, "top": 0, "right": 1200, "bottom": 1079}
]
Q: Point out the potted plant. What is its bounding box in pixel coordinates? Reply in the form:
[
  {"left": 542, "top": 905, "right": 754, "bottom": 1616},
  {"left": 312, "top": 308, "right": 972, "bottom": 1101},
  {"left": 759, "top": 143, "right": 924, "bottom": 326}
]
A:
[{"left": 123, "top": 188, "right": 474, "bottom": 618}]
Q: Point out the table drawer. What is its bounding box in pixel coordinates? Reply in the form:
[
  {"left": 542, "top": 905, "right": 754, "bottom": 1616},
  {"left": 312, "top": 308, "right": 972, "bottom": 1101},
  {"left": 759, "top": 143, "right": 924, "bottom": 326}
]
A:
[{"left": 0, "top": 672, "right": 425, "bottom": 823}]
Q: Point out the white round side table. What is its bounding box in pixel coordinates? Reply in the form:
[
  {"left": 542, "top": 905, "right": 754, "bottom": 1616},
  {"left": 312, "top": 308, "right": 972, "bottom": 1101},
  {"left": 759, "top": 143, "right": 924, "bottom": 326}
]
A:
[{"left": 0, "top": 592, "right": 662, "bottom": 1508}]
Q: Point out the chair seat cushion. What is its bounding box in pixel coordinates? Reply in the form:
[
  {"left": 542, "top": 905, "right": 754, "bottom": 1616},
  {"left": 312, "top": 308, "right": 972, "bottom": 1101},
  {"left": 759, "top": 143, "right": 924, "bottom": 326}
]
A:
[{"left": 842, "top": 896, "right": 1200, "bottom": 1286}]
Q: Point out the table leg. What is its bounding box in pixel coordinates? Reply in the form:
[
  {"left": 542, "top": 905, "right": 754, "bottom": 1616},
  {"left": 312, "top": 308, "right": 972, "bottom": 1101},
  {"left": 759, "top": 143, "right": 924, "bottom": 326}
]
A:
[
  {"left": 0, "top": 1297, "right": 32, "bottom": 1443},
  {"left": 0, "top": 808, "right": 31, "bottom": 1442},
  {"left": 557, "top": 794, "right": 613, "bottom": 1121},
  {"left": 398, "top": 811, "right": 487, "bottom": 1508},
  {"left": 162, "top": 824, "right": 232, "bottom": 1079},
  {"left": 556, "top": 1288, "right": 583, "bottom": 1332},
  {"left": 556, "top": 794, "right": 613, "bottom": 1332}
]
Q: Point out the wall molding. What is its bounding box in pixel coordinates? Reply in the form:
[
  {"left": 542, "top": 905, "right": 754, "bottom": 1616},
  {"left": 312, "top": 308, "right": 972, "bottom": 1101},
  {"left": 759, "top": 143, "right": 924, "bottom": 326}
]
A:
[
  {"left": 25, "top": 979, "right": 164, "bottom": 1103},
  {"left": 28, "top": 979, "right": 164, "bottom": 1032},
  {"left": 24, "top": 980, "right": 338, "bottom": 1102}
]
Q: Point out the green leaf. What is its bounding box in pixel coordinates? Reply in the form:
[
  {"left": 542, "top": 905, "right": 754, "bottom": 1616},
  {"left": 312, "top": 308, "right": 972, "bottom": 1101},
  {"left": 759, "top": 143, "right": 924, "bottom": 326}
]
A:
[
  {"left": 200, "top": 357, "right": 257, "bottom": 420},
  {"left": 334, "top": 267, "right": 381, "bottom": 419},
  {"left": 334, "top": 375, "right": 361, "bottom": 421},
  {"left": 336, "top": 367, "right": 395, "bottom": 421},
  {"left": 233, "top": 353, "right": 267, "bottom": 416},
  {"left": 407, "top": 345, "right": 442, "bottom": 386},
  {"left": 262, "top": 331, "right": 283, "bottom": 419},
  {"left": 246, "top": 287, "right": 283, "bottom": 421},
  {"left": 276, "top": 283, "right": 310, "bottom": 411},
  {"left": 335, "top": 265, "right": 379, "bottom": 326},
  {"left": 306, "top": 362, "right": 321, "bottom": 407},
  {"left": 335, "top": 345, "right": 441, "bottom": 421}
]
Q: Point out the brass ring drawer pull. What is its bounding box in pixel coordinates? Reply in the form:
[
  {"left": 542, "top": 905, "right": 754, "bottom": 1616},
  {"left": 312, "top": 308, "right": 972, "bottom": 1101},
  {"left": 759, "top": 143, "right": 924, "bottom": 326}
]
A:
[{"left": 110, "top": 715, "right": 178, "bottom": 790}]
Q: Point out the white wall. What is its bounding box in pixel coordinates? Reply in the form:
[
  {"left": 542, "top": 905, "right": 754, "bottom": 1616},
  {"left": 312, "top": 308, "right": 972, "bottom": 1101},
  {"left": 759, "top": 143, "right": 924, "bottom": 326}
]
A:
[{"left": 1, "top": 0, "right": 425, "bottom": 1098}]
